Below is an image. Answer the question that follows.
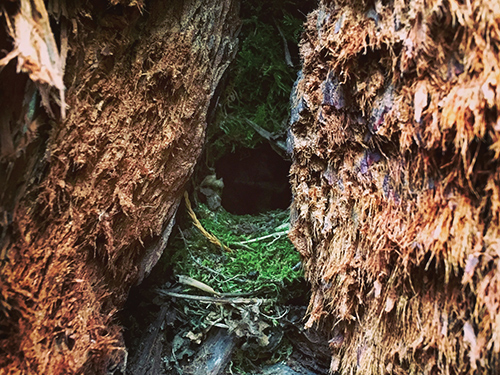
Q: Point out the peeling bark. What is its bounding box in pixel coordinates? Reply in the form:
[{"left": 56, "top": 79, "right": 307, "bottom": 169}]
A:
[{"left": 0, "top": 0, "right": 239, "bottom": 373}]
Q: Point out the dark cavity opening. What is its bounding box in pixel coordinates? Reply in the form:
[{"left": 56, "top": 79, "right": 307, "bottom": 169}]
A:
[{"left": 215, "top": 143, "right": 291, "bottom": 215}]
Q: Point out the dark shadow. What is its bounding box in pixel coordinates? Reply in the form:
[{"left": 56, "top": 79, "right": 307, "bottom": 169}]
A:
[{"left": 215, "top": 144, "right": 291, "bottom": 215}]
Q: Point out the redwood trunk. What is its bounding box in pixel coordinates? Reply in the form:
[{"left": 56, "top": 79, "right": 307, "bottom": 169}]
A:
[
  {"left": 289, "top": 0, "right": 500, "bottom": 373},
  {"left": 0, "top": 1, "right": 239, "bottom": 373}
]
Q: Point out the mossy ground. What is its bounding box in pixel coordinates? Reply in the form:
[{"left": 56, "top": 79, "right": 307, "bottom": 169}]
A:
[
  {"left": 152, "top": 201, "right": 306, "bottom": 373},
  {"left": 169, "top": 203, "right": 301, "bottom": 298},
  {"left": 122, "top": 2, "right": 318, "bottom": 372}
]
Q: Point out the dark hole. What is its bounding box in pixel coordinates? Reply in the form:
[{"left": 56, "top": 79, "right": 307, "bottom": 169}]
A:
[
  {"left": 215, "top": 144, "right": 291, "bottom": 215},
  {"left": 66, "top": 335, "right": 76, "bottom": 350}
]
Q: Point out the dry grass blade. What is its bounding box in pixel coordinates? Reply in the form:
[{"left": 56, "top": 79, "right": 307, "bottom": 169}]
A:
[
  {"left": 184, "top": 192, "right": 232, "bottom": 252},
  {"left": 177, "top": 275, "right": 221, "bottom": 296}
]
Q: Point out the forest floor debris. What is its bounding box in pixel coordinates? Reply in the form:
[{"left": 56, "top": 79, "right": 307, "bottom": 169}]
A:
[{"left": 121, "top": 201, "right": 330, "bottom": 374}]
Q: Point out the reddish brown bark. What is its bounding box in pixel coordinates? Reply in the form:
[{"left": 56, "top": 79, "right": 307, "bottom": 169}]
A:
[
  {"left": 289, "top": 0, "right": 500, "bottom": 373},
  {"left": 0, "top": 1, "right": 239, "bottom": 373}
]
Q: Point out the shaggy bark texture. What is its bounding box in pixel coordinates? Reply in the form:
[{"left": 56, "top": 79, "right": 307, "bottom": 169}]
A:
[
  {"left": 289, "top": 0, "right": 500, "bottom": 373},
  {"left": 0, "top": 0, "right": 239, "bottom": 373}
]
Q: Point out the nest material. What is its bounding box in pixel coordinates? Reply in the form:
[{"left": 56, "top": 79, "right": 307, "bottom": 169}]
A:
[{"left": 289, "top": 0, "right": 500, "bottom": 373}]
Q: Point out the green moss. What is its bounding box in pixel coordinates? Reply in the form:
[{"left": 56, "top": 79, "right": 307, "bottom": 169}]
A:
[
  {"left": 169, "top": 204, "right": 301, "bottom": 298},
  {"left": 163, "top": 204, "right": 301, "bottom": 372},
  {"left": 207, "top": 1, "right": 307, "bottom": 160}
]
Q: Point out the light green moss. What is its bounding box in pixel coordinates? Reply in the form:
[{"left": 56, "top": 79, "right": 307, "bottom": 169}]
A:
[{"left": 170, "top": 205, "right": 301, "bottom": 298}]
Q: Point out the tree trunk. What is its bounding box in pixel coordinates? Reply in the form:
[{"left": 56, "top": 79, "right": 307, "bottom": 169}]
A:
[
  {"left": 0, "top": 0, "right": 239, "bottom": 373},
  {"left": 289, "top": 0, "right": 500, "bottom": 373}
]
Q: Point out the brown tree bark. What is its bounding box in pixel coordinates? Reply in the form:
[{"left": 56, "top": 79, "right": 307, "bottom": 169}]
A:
[
  {"left": 289, "top": 0, "right": 500, "bottom": 373},
  {"left": 0, "top": 0, "right": 239, "bottom": 373}
]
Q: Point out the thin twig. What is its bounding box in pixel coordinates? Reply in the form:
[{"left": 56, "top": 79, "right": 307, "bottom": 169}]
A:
[
  {"left": 228, "top": 241, "right": 254, "bottom": 251},
  {"left": 267, "top": 235, "right": 282, "bottom": 247},
  {"left": 230, "top": 230, "right": 288, "bottom": 245},
  {"left": 157, "top": 289, "right": 272, "bottom": 305}
]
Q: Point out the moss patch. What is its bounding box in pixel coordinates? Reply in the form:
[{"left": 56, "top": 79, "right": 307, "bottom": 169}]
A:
[
  {"left": 207, "top": 0, "right": 311, "bottom": 160},
  {"left": 169, "top": 203, "right": 301, "bottom": 298}
]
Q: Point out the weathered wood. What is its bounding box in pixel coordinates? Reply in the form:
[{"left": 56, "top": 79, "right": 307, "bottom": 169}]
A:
[
  {"left": 183, "top": 328, "right": 236, "bottom": 375},
  {"left": 127, "top": 303, "right": 170, "bottom": 375}
]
